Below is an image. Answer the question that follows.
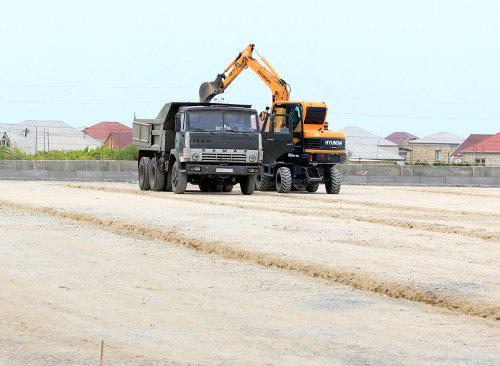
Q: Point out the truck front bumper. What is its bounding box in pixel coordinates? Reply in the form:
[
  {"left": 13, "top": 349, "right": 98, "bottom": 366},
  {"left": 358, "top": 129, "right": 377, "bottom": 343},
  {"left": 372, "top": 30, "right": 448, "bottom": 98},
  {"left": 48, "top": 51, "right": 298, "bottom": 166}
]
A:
[{"left": 184, "top": 164, "right": 262, "bottom": 175}]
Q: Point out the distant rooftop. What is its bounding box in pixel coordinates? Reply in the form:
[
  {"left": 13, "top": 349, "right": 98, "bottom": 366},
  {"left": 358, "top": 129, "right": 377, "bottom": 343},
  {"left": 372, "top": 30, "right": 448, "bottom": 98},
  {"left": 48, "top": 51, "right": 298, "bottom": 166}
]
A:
[
  {"left": 462, "top": 132, "right": 500, "bottom": 153},
  {"left": 0, "top": 120, "right": 101, "bottom": 153},
  {"left": 340, "top": 126, "right": 402, "bottom": 161},
  {"left": 385, "top": 131, "right": 418, "bottom": 146},
  {"left": 450, "top": 134, "right": 493, "bottom": 157},
  {"left": 410, "top": 131, "right": 463, "bottom": 145},
  {"left": 83, "top": 121, "right": 131, "bottom": 142}
]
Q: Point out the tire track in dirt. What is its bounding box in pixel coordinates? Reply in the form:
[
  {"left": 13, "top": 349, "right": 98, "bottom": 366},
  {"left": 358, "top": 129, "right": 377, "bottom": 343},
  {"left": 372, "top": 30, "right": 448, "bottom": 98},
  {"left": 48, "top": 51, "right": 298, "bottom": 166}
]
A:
[
  {"left": 396, "top": 187, "right": 500, "bottom": 199},
  {"left": 64, "top": 184, "right": 500, "bottom": 243},
  {"left": 0, "top": 199, "right": 498, "bottom": 322}
]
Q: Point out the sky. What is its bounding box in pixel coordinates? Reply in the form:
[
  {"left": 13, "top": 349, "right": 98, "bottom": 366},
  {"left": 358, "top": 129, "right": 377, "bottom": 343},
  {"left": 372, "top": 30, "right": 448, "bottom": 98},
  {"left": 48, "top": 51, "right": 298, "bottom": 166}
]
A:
[{"left": 1, "top": 0, "right": 499, "bottom": 138}]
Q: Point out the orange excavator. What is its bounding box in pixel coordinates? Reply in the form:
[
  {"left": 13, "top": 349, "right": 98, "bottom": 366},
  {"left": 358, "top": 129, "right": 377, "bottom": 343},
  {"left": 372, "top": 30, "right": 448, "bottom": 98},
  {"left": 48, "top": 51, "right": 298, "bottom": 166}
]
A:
[{"left": 200, "top": 44, "right": 346, "bottom": 194}]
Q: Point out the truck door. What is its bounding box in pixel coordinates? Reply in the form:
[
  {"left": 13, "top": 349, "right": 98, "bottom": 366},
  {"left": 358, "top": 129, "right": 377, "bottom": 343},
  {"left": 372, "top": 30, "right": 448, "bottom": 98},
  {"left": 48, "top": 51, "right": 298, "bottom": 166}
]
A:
[{"left": 260, "top": 104, "right": 294, "bottom": 164}]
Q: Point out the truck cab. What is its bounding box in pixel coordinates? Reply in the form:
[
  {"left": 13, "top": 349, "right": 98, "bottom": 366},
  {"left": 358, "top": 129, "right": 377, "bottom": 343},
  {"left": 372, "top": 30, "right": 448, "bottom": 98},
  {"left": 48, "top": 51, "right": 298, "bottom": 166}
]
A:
[{"left": 133, "top": 102, "right": 262, "bottom": 195}]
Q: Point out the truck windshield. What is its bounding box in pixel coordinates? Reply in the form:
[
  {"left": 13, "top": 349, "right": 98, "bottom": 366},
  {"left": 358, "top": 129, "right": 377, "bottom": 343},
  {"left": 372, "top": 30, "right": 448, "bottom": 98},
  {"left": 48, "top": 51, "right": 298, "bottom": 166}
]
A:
[{"left": 188, "top": 111, "right": 258, "bottom": 132}]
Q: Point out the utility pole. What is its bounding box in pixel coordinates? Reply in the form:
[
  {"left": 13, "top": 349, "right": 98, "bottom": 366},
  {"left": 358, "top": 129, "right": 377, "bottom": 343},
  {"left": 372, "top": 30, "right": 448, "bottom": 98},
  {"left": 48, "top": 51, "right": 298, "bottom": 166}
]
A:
[
  {"left": 47, "top": 131, "right": 50, "bottom": 151},
  {"left": 43, "top": 128, "right": 46, "bottom": 152},
  {"left": 35, "top": 126, "right": 38, "bottom": 154}
]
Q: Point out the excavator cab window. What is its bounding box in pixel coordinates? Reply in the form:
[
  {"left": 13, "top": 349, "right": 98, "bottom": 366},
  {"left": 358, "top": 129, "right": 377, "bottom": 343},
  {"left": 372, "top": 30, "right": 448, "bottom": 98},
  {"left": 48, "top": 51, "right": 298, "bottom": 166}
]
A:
[
  {"left": 286, "top": 104, "right": 303, "bottom": 151},
  {"left": 271, "top": 105, "right": 291, "bottom": 133}
]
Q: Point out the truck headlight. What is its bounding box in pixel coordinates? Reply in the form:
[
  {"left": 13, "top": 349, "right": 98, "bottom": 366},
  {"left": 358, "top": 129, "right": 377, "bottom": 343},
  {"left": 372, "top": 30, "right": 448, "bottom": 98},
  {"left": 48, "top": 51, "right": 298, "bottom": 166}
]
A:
[
  {"left": 192, "top": 153, "right": 200, "bottom": 161},
  {"left": 249, "top": 154, "right": 257, "bottom": 162}
]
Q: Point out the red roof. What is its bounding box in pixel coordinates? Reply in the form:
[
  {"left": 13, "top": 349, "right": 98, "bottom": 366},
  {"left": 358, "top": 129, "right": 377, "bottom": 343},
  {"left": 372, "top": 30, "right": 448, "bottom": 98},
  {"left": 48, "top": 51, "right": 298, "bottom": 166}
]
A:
[
  {"left": 82, "top": 122, "right": 131, "bottom": 142},
  {"left": 450, "top": 134, "right": 493, "bottom": 157},
  {"left": 462, "top": 133, "right": 500, "bottom": 153},
  {"left": 385, "top": 132, "right": 418, "bottom": 146},
  {"left": 104, "top": 132, "right": 133, "bottom": 150}
]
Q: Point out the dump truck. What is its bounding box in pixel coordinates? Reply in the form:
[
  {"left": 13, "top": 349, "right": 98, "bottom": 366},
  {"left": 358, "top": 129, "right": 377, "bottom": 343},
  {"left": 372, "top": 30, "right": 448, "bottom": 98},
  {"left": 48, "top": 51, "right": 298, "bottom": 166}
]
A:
[
  {"left": 132, "top": 102, "right": 262, "bottom": 195},
  {"left": 200, "top": 44, "right": 346, "bottom": 194}
]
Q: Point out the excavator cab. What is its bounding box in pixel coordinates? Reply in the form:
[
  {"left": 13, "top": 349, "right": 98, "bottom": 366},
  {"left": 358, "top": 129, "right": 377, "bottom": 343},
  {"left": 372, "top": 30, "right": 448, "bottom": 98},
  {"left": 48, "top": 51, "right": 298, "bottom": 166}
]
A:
[{"left": 259, "top": 109, "right": 294, "bottom": 164}]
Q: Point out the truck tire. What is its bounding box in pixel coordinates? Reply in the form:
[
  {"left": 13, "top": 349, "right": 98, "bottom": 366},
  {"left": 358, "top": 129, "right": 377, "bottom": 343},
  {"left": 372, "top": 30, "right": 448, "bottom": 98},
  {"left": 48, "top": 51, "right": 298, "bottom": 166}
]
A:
[
  {"left": 255, "top": 174, "right": 274, "bottom": 191},
  {"left": 138, "top": 157, "right": 151, "bottom": 191},
  {"left": 326, "top": 167, "right": 341, "bottom": 194},
  {"left": 163, "top": 170, "right": 172, "bottom": 192},
  {"left": 199, "top": 182, "right": 211, "bottom": 192},
  {"left": 171, "top": 160, "right": 187, "bottom": 194},
  {"left": 276, "top": 167, "right": 292, "bottom": 193},
  {"left": 211, "top": 183, "right": 224, "bottom": 192},
  {"left": 306, "top": 183, "right": 319, "bottom": 192},
  {"left": 149, "top": 157, "right": 165, "bottom": 192},
  {"left": 240, "top": 176, "right": 256, "bottom": 195},
  {"left": 222, "top": 185, "right": 233, "bottom": 193}
]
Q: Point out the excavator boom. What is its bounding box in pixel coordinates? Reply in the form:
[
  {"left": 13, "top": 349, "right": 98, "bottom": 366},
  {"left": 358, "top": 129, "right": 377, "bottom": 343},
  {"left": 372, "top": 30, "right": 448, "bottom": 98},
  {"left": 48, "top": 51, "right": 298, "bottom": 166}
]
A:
[{"left": 199, "top": 44, "right": 290, "bottom": 103}]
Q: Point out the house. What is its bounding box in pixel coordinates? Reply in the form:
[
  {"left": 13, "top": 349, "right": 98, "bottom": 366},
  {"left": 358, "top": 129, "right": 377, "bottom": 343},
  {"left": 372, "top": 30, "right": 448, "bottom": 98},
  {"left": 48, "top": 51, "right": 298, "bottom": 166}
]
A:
[
  {"left": 459, "top": 133, "right": 500, "bottom": 166},
  {"left": 103, "top": 132, "right": 133, "bottom": 151},
  {"left": 0, "top": 120, "right": 101, "bottom": 154},
  {"left": 408, "top": 132, "right": 463, "bottom": 163},
  {"left": 450, "top": 134, "right": 493, "bottom": 163},
  {"left": 385, "top": 131, "right": 418, "bottom": 161},
  {"left": 340, "top": 126, "right": 403, "bottom": 164},
  {"left": 83, "top": 122, "right": 132, "bottom": 143}
]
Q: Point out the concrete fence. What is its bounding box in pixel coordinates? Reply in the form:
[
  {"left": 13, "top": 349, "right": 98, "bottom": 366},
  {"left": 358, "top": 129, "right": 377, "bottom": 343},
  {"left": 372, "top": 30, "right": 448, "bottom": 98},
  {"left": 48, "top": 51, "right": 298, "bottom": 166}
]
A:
[
  {"left": 339, "top": 164, "right": 500, "bottom": 187},
  {"left": 1, "top": 160, "right": 500, "bottom": 186},
  {"left": 0, "top": 160, "right": 137, "bottom": 182}
]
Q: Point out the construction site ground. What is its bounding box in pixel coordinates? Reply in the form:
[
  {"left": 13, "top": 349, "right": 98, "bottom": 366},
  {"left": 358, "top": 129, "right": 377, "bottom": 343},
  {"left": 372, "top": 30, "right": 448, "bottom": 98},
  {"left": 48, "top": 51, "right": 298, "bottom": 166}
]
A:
[{"left": 0, "top": 181, "right": 499, "bottom": 365}]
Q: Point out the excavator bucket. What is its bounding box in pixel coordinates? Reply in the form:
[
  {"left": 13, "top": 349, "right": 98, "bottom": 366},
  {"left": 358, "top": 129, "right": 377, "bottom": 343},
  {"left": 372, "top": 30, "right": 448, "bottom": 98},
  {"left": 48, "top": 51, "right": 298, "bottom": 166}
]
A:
[{"left": 199, "top": 74, "right": 224, "bottom": 103}]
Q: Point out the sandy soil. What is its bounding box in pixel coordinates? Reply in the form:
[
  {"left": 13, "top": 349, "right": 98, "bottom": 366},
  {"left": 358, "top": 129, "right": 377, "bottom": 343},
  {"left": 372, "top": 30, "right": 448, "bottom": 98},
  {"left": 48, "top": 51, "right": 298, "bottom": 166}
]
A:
[{"left": 0, "top": 181, "right": 499, "bottom": 365}]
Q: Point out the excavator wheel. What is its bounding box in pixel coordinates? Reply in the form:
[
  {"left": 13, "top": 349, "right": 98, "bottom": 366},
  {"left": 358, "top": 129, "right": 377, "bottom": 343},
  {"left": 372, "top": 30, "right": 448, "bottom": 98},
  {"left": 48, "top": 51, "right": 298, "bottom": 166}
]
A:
[
  {"left": 138, "top": 157, "right": 151, "bottom": 191},
  {"left": 255, "top": 174, "right": 274, "bottom": 191},
  {"left": 276, "top": 167, "right": 292, "bottom": 193},
  {"left": 222, "top": 185, "right": 234, "bottom": 193},
  {"left": 325, "top": 167, "right": 341, "bottom": 194},
  {"left": 306, "top": 183, "right": 320, "bottom": 192}
]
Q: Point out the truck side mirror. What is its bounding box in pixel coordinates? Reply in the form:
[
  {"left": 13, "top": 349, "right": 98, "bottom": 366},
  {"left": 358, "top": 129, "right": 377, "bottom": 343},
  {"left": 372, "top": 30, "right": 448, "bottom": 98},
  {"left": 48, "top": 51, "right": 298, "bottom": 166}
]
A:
[{"left": 175, "top": 114, "right": 182, "bottom": 132}]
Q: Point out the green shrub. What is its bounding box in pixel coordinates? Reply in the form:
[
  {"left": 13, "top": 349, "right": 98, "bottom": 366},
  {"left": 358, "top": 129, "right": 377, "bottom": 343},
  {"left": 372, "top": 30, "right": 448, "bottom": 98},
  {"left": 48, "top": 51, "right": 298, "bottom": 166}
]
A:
[{"left": 0, "top": 145, "right": 138, "bottom": 161}]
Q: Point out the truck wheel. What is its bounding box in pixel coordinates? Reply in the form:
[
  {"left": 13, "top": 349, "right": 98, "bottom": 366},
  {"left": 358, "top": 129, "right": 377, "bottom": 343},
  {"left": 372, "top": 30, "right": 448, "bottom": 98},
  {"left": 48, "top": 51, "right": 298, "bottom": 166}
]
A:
[
  {"left": 149, "top": 157, "right": 165, "bottom": 192},
  {"left": 326, "top": 167, "right": 341, "bottom": 194},
  {"left": 138, "top": 157, "right": 151, "bottom": 191},
  {"left": 240, "top": 176, "right": 256, "bottom": 195},
  {"left": 171, "top": 160, "right": 187, "bottom": 194},
  {"left": 199, "top": 182, "right": 211, "bottom": 192},
  {"left": 163, "top": 170, "right": 172, "bottom": 192},
  {"left": 211, "top": 183, "right": 224, "bottom": 192},
  {"left": 222, "top": 185, "right": 233, "bottom": 192},
  {"left": 275, "top": 167, "right": 292, "bottom": 193},
  {"left": 255, "top": 174, "right": 274, "bottom": 191},
  {"left": 306, "top": 183, "right": 319, "bottom": 192}
]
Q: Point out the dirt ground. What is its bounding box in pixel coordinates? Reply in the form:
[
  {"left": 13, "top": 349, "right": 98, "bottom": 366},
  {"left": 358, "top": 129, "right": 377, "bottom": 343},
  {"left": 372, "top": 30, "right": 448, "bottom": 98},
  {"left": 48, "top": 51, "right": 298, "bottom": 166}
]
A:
[{"left": 0, "top": 181, "right": 499, "bottom": 365}]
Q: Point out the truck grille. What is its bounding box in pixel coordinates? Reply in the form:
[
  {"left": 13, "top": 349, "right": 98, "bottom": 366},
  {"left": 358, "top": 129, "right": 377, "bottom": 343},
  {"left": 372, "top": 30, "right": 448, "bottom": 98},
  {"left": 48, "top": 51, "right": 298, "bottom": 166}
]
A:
[
  {"left": 202, "top": 152, "right": 247, "bottom": 163},
  {"left": 304, "top": 139, "right": 321, "bottom": 149}
]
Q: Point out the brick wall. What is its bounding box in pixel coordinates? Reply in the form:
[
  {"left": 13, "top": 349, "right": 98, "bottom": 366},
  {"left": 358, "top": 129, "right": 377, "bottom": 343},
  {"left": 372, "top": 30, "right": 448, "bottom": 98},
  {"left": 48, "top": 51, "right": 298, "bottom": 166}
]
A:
[
  {"left": 408, "top": 143, "right": 460, "bottom": 164},
  {"left": 463, "top": 152, "right": 500, "bottom": 166}
]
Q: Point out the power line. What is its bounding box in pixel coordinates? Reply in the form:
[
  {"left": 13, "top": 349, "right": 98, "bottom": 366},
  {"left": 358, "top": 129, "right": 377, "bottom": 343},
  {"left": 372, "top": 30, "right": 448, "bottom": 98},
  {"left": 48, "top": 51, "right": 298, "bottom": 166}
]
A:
[{"left": 334, "top": 111, "right": 499, "bottom": 121}]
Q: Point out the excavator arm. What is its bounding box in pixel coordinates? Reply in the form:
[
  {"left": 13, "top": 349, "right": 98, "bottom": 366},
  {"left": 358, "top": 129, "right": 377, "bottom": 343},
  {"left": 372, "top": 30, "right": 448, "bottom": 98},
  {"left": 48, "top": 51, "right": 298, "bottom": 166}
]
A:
[{"left": 199, "top": 44, "right": 290, "bottom": 103}]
